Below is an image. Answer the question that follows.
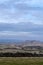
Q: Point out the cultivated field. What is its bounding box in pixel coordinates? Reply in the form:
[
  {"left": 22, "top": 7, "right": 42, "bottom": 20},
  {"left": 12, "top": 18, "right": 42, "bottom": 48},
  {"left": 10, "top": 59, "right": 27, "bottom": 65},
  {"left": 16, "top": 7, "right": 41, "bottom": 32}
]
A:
[{"left": 0, "top": 57, "right": 43, "bottom": 65}]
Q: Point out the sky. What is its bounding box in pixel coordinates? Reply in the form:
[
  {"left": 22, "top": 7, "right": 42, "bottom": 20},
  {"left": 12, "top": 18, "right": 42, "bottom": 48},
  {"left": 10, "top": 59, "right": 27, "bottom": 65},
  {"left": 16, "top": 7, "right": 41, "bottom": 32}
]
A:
[{"left": 0, "top": 0, "right": 43, "bottom": 41}]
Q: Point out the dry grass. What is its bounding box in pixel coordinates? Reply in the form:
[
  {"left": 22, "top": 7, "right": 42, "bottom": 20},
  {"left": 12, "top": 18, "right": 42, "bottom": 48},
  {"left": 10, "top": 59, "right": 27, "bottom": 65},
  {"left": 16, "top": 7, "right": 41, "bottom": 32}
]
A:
[{"left": 0, "top": 57, "right": 43, "bottom": 65}]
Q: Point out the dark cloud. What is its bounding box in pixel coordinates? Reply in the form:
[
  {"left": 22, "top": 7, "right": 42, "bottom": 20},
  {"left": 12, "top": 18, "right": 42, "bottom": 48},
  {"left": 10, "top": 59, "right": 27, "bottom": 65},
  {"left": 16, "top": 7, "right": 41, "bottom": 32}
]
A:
[{"left": 0, "top": 22, "right": 43, "bottom": 32}]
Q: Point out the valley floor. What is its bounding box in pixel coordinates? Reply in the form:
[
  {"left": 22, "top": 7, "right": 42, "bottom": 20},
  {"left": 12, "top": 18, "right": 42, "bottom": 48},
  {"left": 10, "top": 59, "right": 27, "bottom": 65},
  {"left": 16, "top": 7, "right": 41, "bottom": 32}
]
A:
[{"left": 0, "top": 57, "right": 43, "bottom": 65}]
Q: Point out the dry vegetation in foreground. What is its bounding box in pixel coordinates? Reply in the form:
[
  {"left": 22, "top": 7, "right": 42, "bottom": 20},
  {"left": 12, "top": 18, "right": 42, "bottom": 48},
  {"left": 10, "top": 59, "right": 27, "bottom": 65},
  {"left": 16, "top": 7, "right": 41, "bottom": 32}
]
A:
[{"left": 0, "top": 57, "right": 43, "bottom": 65}]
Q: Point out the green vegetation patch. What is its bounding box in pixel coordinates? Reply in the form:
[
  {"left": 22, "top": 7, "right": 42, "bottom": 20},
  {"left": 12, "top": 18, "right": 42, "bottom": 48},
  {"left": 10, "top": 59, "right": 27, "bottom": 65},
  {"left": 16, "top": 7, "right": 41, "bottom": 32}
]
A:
[{"left": 0, "top": 57, "right": 43, "bottom": 65}]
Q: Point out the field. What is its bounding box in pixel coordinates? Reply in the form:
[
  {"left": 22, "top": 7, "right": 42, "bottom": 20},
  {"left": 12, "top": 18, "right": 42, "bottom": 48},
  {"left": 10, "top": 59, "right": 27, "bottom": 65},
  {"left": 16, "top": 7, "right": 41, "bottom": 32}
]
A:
[{"left": 0, "top": 57, "right": 43, "bottom": 65}]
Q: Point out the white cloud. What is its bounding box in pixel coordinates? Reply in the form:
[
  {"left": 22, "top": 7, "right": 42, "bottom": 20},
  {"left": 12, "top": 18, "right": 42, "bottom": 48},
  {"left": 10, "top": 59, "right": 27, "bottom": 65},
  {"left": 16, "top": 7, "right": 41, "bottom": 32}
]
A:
[
  {"left": 0, "top": 0, "right": 43, "bottom": 24},
  {"left": 0, "top": 31, "right": 31, "bottom": 36},
  {"left": 0, "top": 31, "right": 42, "bottom": 37}
]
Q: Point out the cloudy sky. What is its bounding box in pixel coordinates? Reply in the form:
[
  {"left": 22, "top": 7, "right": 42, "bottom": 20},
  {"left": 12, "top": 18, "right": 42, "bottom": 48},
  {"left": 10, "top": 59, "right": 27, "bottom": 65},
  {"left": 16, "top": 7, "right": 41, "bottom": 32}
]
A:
[{"left": 0, "top": 0, "right": 43, "bottom": 41}]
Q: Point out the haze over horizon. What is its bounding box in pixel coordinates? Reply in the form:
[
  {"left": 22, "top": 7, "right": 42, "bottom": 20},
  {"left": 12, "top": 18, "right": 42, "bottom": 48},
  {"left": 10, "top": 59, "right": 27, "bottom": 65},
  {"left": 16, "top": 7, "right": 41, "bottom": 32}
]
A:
[{"left": 0, "top": 0, "right": 43, "bottom": 42}]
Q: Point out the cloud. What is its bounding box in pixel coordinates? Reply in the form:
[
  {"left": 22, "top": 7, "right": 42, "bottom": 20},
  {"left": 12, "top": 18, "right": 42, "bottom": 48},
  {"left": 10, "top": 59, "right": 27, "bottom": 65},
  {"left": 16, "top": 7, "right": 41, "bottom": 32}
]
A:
[
  {"left": 0, "top": 22, "right": 43, "bottom": 32},
  {"left": 0, "top": 31, "right": 43, "bottom": 41},
  {"left": 0, "top": 22, "right": 43, "bottom": 41},
  {"left": 0, "top": 0, "right": 43, "bottom": 41},
  {"left": 0, "top": 0, "right": 43, "bottom": 24}
]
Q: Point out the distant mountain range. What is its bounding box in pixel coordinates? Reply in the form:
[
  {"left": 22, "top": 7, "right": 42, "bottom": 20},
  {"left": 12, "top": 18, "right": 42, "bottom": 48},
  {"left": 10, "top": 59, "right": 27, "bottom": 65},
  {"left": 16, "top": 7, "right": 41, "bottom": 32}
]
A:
[
  {"left": 20, "top": 40, "right": 43, "bottom": 47},
  {"left": 0, "top": 39, "right": 43, "bottom": 46},
  {"left": 0, "top": 39, "right": 23, "bottom": 43}
]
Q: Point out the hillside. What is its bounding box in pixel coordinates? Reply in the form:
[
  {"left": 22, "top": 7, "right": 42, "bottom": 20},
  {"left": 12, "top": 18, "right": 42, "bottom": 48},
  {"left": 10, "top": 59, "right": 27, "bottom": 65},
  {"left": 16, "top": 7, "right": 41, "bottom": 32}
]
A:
[{"left": 0, "top": 40, "right": 43, "bottom": 54}]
